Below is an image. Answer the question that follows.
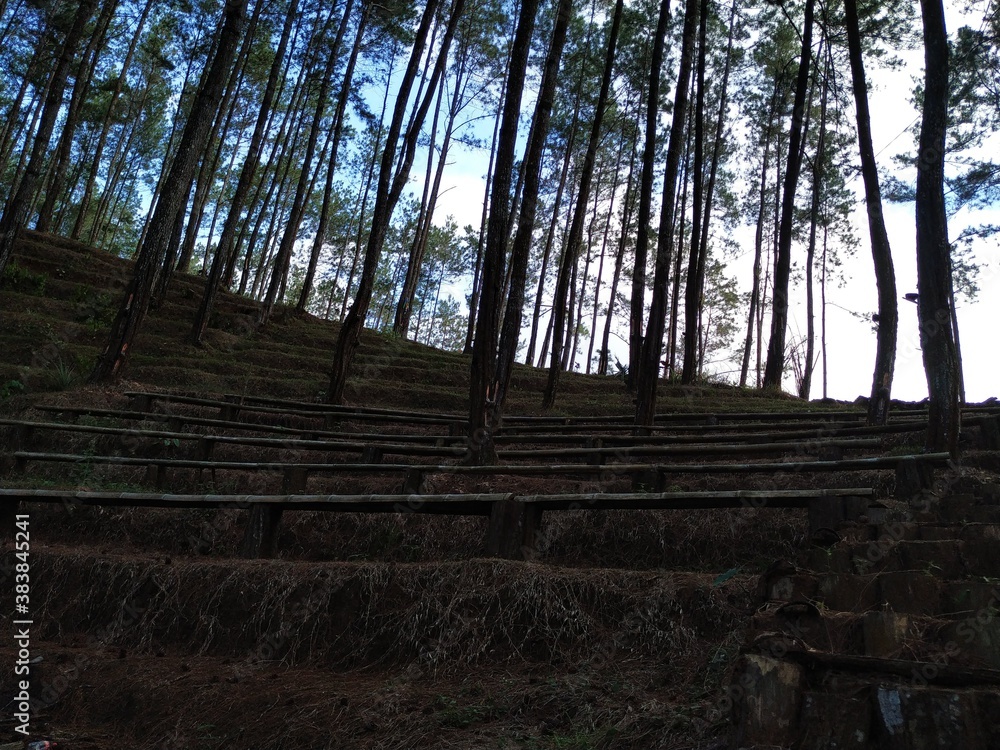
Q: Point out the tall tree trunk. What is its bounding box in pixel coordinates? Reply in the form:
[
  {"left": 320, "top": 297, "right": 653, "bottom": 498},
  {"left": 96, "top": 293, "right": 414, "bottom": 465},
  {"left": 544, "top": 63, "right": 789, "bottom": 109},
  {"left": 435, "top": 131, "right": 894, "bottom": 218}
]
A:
[
  {"left": 190, "top": 0, "right": 298, "bottom": 343},
  {"left": 587, "top": 146, "right": 622, "bottom": 374},
  {"left": 739, "top": 78, "right": 781, "bottom": 387},
  {"left": 598, "top": 111, "right": 640, "bottom": 376},
  {"left": 0, "top": 0, "right": 97, "bottom": 277},
  {"left": 328, "top": 0, "right": 466, "bottom": 404},
  {"left": 393, "top": 71, "right": 447, "bottom": 336},
  {"left": 682, "top": 0, "right": 736, "bottom": 382},
  {"left": 680, "top": 0, "right": 710, "bottom": 384},
  {"left": 492, "top": 0, "right": 571, "bottom": 414},
  {"left": 467, "top": 0, "right": 543, "bottom": 463},
  {"left": 915, "top": 0, "right": 960, "bottom": 454},
  {"left": 821, "top": 224, "right": 829, "bottom": 398},
  {"left": 72, "top": 0, "right": 156, "bottom": 240},
  {"left": 524, "top": 110, "right": 579, "bottom": 366},
  {"left": 844, "top": 0, "right": 898, "bottom": 424},
  {"left": 35, "top": 0, "right": 118, "bottom": 233},
  {"left": 762, "top": 0, "right": 815, "bottom": 389},
  {"left": 463, "top": 92, "right": 502, "bottom": 353},
  {"left": 339, "top": 49, "right": 397, "bottom": 320},
  {"left": 799, "top": 50, "right": 829, "bottom": 400},
  {"left": 90, "top": 0, "right": 248, "bottom": 383},
  {"left": 298, "top": 2, "right": 368, "bottom": 313},
  {"left": 542, "top": 0, "right": 624, "bottom": 408},
  {"left": 634, "top": 0, "right": 699, "bottom": 427},
  {"left": 628, "top": 0, "right": 672, "bottom": 390},
  {"left": 260, "top": 0, "right": 355, "bottom": 327},
  {"left": 668, "top": 109, "right": 694, "bottom": 374}
]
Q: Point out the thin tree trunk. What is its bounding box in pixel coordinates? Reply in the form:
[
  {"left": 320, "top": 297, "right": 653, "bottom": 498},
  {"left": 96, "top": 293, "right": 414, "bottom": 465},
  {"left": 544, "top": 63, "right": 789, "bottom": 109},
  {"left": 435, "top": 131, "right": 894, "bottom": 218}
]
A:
[
  {"left": 821, "top": 224, "right": 828, "bottom": 399},
  {"left": 740, "top": 77, "right": 781, "bottom": 387},
  {"left": 329, "top": 0, "right": 466, "bottom": 404},
  {"left": 463, "top": 89, "right": 502, "bottom": 354},
  {"left": 680, "top": 0, "right": 710, "bottom": 384},
  {"left": 628, "top": 0, "right": 672, "bottom": 390},
  {"left": 915, "top": 0, "right": 960, "bottom": 454},
  {"left": 587, "top": 147, "right": 621, "bottom": 374},
  {"left": 72, "top": 0, "right": 156, "bottom": 240},
  {"left": 298, "top": 2, "right": 368, "bottom": 313},
  {"left": 35, "top": 0, "right": 118, "bottom": 233},
  {"left": 393, "top": 70, "right": 447, "bottom": 336},
  {"left": 762, "top": 0, "right": 815, "bottom": 389},
  {"left": 191, "top": 0, "right": 297, "bottom": 343},
  {"left": 543, "top": 0, "right": 624, "bottom": 408},
  {"left": 598, "top": 111, "right": 639, "bottom": 376},
  {"left": 490, "top": 3, "right": 572, "bottom": 418},
  {"left": 799, "top": 50, "right": 829, "bottom": 400},
  {"left": 683, "top": 0, "right": 736, "bottom": 381},
  {"left": 668, "top": 110, "right": 694, "bottom": 375},
  {"left": 90, "top": 0, "right": 248, "bottom": 382},
  {"left": 843, "top": 0, "right": 898, "bottom": 424},
  {"left": 0, "top": 0, "right": 97, "bottom": 277},
  {"left": 634, "top": 0, "right": 699, "bottom": 427},
  {"left": 260, "top": 0, "right": 355, "bottom": 328},
  {"left": 467, "top": 0, "right": 543, "bottom": 463},
  {"left": 524, "top": 114, "right": 579, "bottom": 366}
]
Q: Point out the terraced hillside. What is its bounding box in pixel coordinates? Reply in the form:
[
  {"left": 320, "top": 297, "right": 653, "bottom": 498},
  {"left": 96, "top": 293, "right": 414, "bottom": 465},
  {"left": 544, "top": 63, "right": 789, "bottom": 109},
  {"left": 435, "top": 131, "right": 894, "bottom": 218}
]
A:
[{"left": 3, "top": 233, "right": 1000, "bottom": 749}]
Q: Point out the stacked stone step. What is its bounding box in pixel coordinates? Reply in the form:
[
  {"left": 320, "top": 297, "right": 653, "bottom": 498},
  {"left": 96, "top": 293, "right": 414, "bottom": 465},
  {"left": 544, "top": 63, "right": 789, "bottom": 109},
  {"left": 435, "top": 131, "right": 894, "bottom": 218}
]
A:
[{"left": 728, "top": 487, "right": 1000, "bottom": 749}]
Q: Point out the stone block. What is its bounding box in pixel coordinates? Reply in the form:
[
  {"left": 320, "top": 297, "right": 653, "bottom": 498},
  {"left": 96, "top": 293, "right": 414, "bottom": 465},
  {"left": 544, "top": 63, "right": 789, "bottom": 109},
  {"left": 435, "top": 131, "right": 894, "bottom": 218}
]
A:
[
  {"left": 873, "top": 684, "right": 986, "bottom": 749},
  {"left": 898, "top": 541, "right": 964, "bottom": 578},
  {"left": 960, "top": 538, "right": 1000, "bottom": 579},
  {"left": 798, "top": 689, "right": 871, "bottom": 749},
  {"left": 878, "top": 572, "right": 943, "bottom": 616},
  {"left": 818, "top": 574, "right": 880, "bottom": 613},
  {"left": 731, "top": 655, "right": 804, "bottom": 748},
  {"left": 863, "top": 611, "right": 911, "bottom": 658}
]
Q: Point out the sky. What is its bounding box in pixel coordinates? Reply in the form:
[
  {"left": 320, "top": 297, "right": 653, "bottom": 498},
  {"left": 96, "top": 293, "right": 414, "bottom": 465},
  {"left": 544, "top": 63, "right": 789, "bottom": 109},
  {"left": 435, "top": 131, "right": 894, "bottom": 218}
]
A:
[{"left": 419, "top": 1, "right": 999, "bottom": 404}]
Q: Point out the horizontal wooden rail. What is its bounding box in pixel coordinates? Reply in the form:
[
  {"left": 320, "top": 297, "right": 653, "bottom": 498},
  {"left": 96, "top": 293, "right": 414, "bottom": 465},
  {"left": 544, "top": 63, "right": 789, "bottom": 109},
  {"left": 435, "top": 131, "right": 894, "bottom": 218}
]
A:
[
  {"left": 124, "top": 391, "right": 460, "bottom": 427},
  {"left": 33, "top": 404, "right": 999, "bottom": 447},
  {"left": 33, "top": 406, "right": 457, "bottom": 442},
  {"left": 0, "top": 486, "right": 874, "bottom": 559},
  {"left": 10, "top": 415, "right": 994, "bottom": 452},
  {"left": 5, "top": 418, "right": 467, "bottom": 460},
  {"left": 22, "top": 410, "right": 882, "bottom": 462},
  {"left": 8, "top": 450, "right": 944, "bottom": 496},
  {"left": 0, "top": 486, "right": 873, "bottom": 510}
]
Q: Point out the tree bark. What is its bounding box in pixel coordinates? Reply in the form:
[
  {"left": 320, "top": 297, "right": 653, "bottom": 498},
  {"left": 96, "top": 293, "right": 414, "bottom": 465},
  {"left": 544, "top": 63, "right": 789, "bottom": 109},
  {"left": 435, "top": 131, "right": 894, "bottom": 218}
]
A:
[
  {"left": 492, "top": 0, "right": 573, "bottom": 415},
  {"left": 542, "top": 0, "right": 624, "bottom": 408},
  {"left": 190, "top": 0, "right": 299, "bottom": 343},
  {"left": 680, "top": 0, "right": 710, "bottom": 384},
  {"left": 35, "top": 0, "right": 118, "bottom": 233},
  {"left": 0, "top": 0, "right": 97, "bottom": 277},
  {"left": 634, "top": 0, "right": 699, "bottom": 427},
  {"left": 627, "top": 0, "right": 672, "bottom": 390},
  {"left": 762, "top": 0, "right": 815, "bottom": 390},
  {"left": 328, "top": 0, "right": 466, "bottom": 404},
  {"left": 799, "top": 50, "right": 829, "bottom": 401},
  {"left": 90, "top": 0, "right": 248, "bottom": 383},
  {"left": 260, "top": 0, "right": 355, "bottom": 328},
  {"left": 467, "top": 0, "right": 543, "bottom": 463},
  {"left": 844, "top": 0, "right": 898, "bottom": 424},
  {"left": 598, "top": 110, "right": 640, "bottom": 376},
  {"left": 915, "top": 0, "right": 960, "bottom": 454},
  {"left": 297, "top": 3, "right": 369, "bottom": 313},
  {"left": 72, "top": 0, "right": 156, "bottom": 240},
  {"left": 740, "top": 77, "right": 781, "bottom": 388}
]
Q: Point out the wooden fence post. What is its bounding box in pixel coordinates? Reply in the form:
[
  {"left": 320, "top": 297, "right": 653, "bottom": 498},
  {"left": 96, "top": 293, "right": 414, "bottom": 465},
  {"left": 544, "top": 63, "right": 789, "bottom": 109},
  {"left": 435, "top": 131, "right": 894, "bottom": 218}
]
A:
[
  {"left": 240, "top": 504, "right": 283, "bottom": 558},
  {"left": 895, "top": 457, "right": 934, "bottom": 499},
  {"left": 978, "top": 416, "right": 1000, "bottom": 450},
  {"left": 486, "top": 495, "right": 540, "bottom": 560},
  {"left": 807, "top": 494, "right": 869, "bottom": 535}
]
